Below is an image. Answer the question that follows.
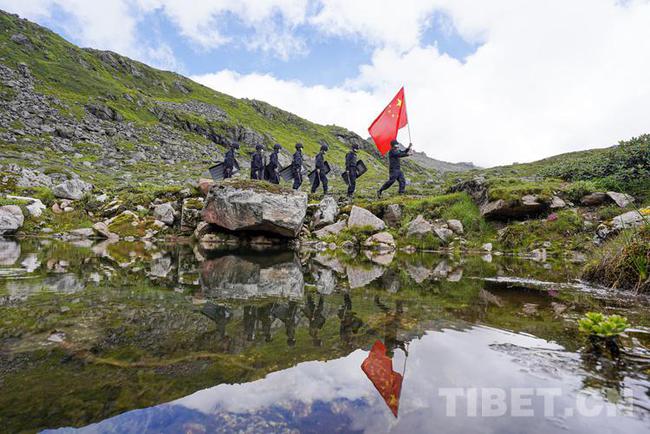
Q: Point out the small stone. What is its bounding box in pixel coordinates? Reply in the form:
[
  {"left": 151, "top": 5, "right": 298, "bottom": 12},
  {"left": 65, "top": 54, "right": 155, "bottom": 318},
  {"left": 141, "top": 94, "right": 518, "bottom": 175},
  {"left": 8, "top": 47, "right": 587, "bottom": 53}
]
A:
[
  {"left": 606, "top": 191, "right": 634, "bottom": 208},
  {"left": 446, "top": 219, "right": 464, "bottom": 234},
  {"left": 383, "top": 204, "right": 402, "bottom": 227},
  {"left": 363, "top": 232, "right": 396, "bottom": 252},
  {"left": 407, "top": 215, "right": 432, "bottom": 237},
  {"left": 153, "top": 202, "right": 175, "bottom": 226},
  {"left": 47, "top": 331, "right": 66, "bottom": 343},
  {"left": 314, "top": 220, "right": 347, "bottom": 239},
  {"left": 348, "top": 206, "right": 385, "bottom": 231},
  {"left": 482, "top": 242, "right": 493, "bottom": 252}
]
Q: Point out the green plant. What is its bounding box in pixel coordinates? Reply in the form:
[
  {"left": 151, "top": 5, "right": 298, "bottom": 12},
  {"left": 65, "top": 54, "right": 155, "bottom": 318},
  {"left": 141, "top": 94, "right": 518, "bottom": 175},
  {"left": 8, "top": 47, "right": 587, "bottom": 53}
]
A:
[{"left": 578, "top": 312, "right": 630, "bottom": 338}]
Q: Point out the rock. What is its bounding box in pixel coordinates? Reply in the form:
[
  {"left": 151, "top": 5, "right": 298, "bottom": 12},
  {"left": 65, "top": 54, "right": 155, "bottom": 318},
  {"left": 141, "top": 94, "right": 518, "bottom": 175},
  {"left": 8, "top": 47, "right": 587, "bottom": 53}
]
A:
[
  {"left": 202, "top": 180, "right": 308, "bottom": 238},
  {"left": 69, "top": 228, "right": 94, "bottom": 238},
  {"left": 52, "top": 203, "right": 62, "bottom": 214},
  {"left": 314, "top": 268, "right": 337, "bottom": 295},
  {"left": 606, "top": 191, "right": 634, "bottom": 208},
  {"left": 549, "top": 196, "right": 566, "bottom": 209},
  {"left": 580, "top": 192, "right": 608, "bottom": 206},
  {"left": 0, "top": 205, "right": 24, "bottom": 235},
  {"left": 363, "top": 232, "right": 396, "bottom": 252},
  {"left": 481, "top": 195, "right": 547, "bottom": 219},
  {"left": 85, "top": 102, "right": 123, "bottom": 121},
  {"left": 383, "top": 204, "right": 402, "bottom": 227},
  {"left": 313, "top": 196, "right": 338, "bottom": 228},
  {"left": 341, "top": 240, "right": 357, "bottom": 255},
  {"left": 181, "top": 198, "right": 204, "bottom": 232},
  {"left": 313, "top": 254, "right": 346, "bottom": 274},
  {"left": 52, "top": 178, "right": 93, "bottom": 200},
  {"left": 7, "top": 195, "right": 45, "bottom": 217},
  {"left": 447, "top": 176, "right": 489, "bottom": 206},
  {"left": 448, "top": 268, "right": 463, "bottom": 282},
  {"left": 433, "top": 226, "right": 454, "bottom": 243},
  {"left": 447, "top": 219, "right": 464, "bottom": 234},
  {"left": 347, "top": 206, "right": 385, "bottom": 231},
  {"left": 92, "top": 221, "right": 117, "bottom": 240},
  {"left": 432, "top": 261, "right": 452, "bottom": 278},
  {"left": 11, "top": 33, "right": 31, "bottom": 46},
  {"left": 406, "top": 215, "right": 432, "bottom": 237},
  {"left": 406, "top": 264, "right": 431, "bottom": 283},
  {"left": 482, "top": 242, "right": 493, "bottom": 252},
  {"left": 55, "top": 126, "right": 75, "bottom": 139},
  {"left": 153, "top": 202, "right": 176, "bottom": 226},
  {"left": 314, "top": 220, "right": 346, "bottom": 239},
  {"left": 47, "top": 332, "right": 66, "bottom": 343},
  {"left": 611, "top": 209, "right": 650, "bottom": 230},
  {"left": 198, "top": 178, "right": 215, "bottom": 196}
]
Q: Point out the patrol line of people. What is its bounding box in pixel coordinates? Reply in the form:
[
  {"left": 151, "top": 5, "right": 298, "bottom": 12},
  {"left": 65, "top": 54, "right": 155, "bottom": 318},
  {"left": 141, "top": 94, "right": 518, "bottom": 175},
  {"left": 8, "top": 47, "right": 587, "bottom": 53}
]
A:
[{"left": 220, "top": 139, "right": 412, "bottom": 197}]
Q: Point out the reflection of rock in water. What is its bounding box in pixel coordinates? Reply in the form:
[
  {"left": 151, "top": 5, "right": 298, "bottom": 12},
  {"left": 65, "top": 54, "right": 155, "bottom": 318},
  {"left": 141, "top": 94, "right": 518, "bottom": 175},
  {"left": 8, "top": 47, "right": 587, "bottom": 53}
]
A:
[
  {"left": 149, "top": 255, "right": 173, "bottom": 278},
  {"left": 200, "top": 251, "right": 304, "bottom": 300},
  {"left": 382, "top": 269, "right": 401, "bottom": 293},
  {"left": 346, "top": 264, "right": 385, "bottom": 289},
  {"left": 0, "top": 240, "right": 20, "bottom": 265},
  {"left": 6, "top": 273, "right": 84, "bottom": 300},
  {"left": 405, "top": 263, "right": 431, "bottom": 283},
  {"left": 313, "top": 254, "right": 345, "bottom": 274},
  {"left": 313, "top": 267, "right": 336, "bottom": 295}
]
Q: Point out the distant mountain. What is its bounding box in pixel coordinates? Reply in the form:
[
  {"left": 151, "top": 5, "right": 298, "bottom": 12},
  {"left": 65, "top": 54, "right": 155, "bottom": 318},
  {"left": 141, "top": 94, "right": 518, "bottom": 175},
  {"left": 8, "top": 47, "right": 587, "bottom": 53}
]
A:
[{"left": 408, "top": 150, "right": 478, "bottom": 173}]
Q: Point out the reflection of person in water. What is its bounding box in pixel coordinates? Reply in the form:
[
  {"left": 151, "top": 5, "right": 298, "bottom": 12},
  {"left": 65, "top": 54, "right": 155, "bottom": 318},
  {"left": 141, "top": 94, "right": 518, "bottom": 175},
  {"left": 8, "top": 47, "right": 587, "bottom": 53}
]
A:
[
  {"left": 201, "top": 302, "right": 233, "bottom": 351},
  {"left": 243, "top": 306, "right": 256, "bottom": 341},
  {"left": 338, "top": 293, "right": 364, "bottom": 346},
  {"left": 257, "top": 303, "right": 275, "bottom": 343},
  {"left": 302, "top": 294, "right": 326, "bottom": 347},
  {"left": 374, "top": 296, "right": 408, "bottom": 357},
  {"left": 273, "top": 301, "right": 301, "bottom": 346}
]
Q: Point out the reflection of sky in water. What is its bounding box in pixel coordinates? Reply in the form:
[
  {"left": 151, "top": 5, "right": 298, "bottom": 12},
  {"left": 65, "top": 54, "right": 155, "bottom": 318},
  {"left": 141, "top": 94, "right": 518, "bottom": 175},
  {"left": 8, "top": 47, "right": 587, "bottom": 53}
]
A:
[{"left": 47, "top": 327, "right": 648, "bottom": 434}]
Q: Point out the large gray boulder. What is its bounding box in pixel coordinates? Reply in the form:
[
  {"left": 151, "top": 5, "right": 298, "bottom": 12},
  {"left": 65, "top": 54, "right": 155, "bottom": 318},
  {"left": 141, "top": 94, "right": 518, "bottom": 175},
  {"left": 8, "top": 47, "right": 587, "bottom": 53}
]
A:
[
  {"left": 52, "top": 178, "right": 93, "bottom": 200},
  {"left": 0, "top": 205, "right": 24, "bottom": 235},
  {"left": 612, "top": 209, "right": 650, "bottom": 230},
  {"left": 202, "top": 181, "right": 307, "bottom": 238},
  {"left": 481, "top": 195, "right": 546, "bottom": 219},
  {"left": 348, "top": 206, "right": 385, "bottom": 231}
]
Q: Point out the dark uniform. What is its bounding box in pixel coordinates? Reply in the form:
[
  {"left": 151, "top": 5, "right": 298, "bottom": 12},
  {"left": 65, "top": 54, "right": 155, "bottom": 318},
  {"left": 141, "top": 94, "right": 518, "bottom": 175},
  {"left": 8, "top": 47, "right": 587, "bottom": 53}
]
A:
[
  {"left": 311, "top": 144, "right": 329, "bottom": 194},
  {"left": 266, "top": 144, "right": 281, "bottom": 184},
  {"left": 250, "top": 144, "right": 264, "bottom": 180},
  {"left": 223, "top": 143, "right": 239, "bottom": 179},
  {"left": 378, "top": 140, "right": 411, "bottom": 196},
  {"left": 292, "top": 143, "right": 304, "bottom": 190},
  {"left": 345, "top": 145, "right": 359, "bottom": 196}
]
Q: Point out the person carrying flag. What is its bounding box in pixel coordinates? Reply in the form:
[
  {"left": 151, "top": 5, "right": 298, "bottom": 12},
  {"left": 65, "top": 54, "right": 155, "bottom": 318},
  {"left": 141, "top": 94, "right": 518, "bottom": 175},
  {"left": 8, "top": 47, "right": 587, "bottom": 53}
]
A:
[
  {"left": 345, "top": 143, "right": 359, "bottom": 197},
  {"left": 223, "top": 142, "right": 239, "bottom": 179},
  {"left": 250, "top": 144, "right": 264, "bottom": 180},
  {"left": 377, "top": 140, "right": 412, "bottom": 197},
  {"left": 311, "top": 144, "right": 329, "bottom": 194},
  {"left": 292, "top": 142, "right": 304, "bottom": 190},
  {"left": 266, "top": 143, "right": 281, "bottom": 184}
]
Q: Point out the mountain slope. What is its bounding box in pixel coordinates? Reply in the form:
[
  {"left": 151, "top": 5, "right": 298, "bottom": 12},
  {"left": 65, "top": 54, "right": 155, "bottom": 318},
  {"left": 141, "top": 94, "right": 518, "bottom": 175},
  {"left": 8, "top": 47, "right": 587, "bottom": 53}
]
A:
[{"left": 0, "top": 10, "right": 473, "bottom": 198}]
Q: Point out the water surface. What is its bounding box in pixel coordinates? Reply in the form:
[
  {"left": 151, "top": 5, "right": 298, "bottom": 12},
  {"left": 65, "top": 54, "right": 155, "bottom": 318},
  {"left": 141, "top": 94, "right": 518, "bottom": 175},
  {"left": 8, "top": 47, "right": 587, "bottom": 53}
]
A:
[{"left": 0, "top": 239, "right": 648, "bottom": 433}]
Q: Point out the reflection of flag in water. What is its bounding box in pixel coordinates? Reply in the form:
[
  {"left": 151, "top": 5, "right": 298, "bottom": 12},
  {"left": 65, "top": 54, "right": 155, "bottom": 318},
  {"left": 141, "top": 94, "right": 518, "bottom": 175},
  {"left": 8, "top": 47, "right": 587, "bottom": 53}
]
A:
[{"left": 361, "top": 340, "right": 403, "bottom": 417}]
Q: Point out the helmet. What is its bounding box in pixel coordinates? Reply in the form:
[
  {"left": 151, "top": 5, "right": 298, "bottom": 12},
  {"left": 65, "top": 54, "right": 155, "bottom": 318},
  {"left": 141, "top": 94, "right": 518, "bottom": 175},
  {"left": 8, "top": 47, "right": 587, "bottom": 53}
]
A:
[
  {"left": 255, "top": 144, "right": 263, "bottom": 151},
  {"left": 320, "top": 144, "right": 329, "bottom": 152},
  {"left": 295, "top": 142, "right": 303, "bottom": 150},
  {"left": 390, "top": 139, "right": 399, "bottom": 147},
  {"left": 273, "top": 143, "right": 281, "bottom": 150},
  {"left": 230, "top": 141, "right": 240, "bottom": 149}
]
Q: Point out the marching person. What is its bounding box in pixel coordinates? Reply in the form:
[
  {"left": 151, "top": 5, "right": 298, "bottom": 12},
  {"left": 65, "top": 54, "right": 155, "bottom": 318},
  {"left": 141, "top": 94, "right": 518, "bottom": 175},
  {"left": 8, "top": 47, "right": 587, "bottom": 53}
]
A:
[
  {"left": 345, "top": 143, "right": 359, "bottom": 197},
  {"left": 377, "top": 139, "right": 411, "bottom": 198},
  {"left": 292, "top": 142, "right": 304, "bottom": 190},
  {"left": 311, "top": 144, "right": 329, "bottom": 194},
  {"left": 223, "top": 142, "right": 239, "bottom": 179},
  {"left": 250, "top": 144, "right": 264, "bottom": 180},
  {"left": 266, "top": 143, "right": 281, "bottom": 184}
]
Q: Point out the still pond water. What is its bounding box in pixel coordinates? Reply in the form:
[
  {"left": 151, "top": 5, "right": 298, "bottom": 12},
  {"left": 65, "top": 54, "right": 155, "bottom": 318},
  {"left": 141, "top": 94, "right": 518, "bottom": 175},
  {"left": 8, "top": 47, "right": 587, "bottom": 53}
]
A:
[{"left": 0, "top": 238, "right": 649, "bottom": 433}]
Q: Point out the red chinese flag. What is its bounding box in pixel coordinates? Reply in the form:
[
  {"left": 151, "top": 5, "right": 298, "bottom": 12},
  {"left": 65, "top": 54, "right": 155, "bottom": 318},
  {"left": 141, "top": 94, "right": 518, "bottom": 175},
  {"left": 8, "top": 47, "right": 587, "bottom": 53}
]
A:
[
  {"left": 368, "top": 87, "right": 408, "bottom": 156},
  {"left": 361, "top": 340, "right": 404, "bottom": 417}
]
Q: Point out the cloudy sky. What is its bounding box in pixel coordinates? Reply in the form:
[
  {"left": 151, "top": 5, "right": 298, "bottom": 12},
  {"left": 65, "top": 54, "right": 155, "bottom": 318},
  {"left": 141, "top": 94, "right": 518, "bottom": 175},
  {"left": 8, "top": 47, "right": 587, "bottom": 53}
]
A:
[{"left": 3, "top": 0, "right": 650, "bottom": 166}]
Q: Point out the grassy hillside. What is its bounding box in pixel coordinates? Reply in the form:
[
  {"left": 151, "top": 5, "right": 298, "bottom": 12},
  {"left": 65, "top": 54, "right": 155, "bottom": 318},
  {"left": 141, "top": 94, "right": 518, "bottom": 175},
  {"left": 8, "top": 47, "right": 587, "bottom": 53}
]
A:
[{"left": 0, "top": 10, "right": 458, "bottom": 197}]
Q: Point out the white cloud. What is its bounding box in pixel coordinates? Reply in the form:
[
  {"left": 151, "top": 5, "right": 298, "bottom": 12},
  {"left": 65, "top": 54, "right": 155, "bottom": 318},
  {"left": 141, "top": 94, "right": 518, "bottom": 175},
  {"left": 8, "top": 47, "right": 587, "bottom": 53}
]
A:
[{"left": 198, "top": 0, "right": 650, "bottom": 166}]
